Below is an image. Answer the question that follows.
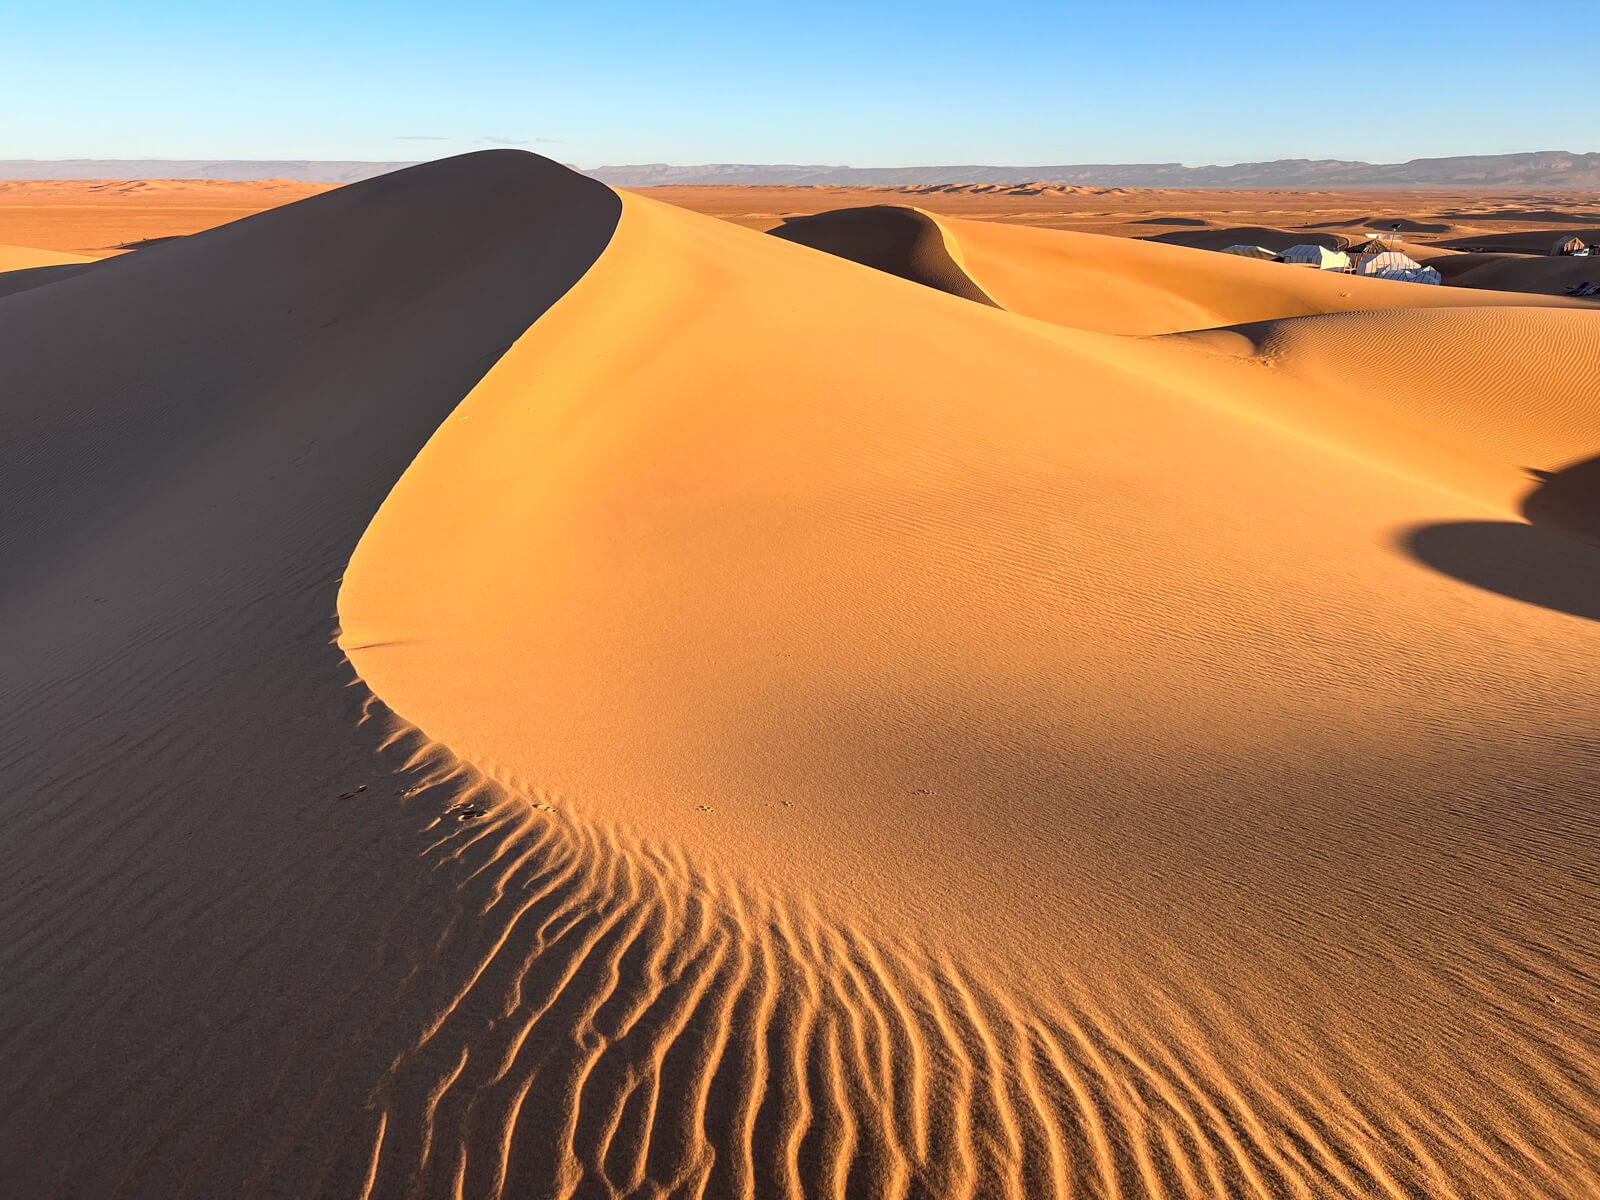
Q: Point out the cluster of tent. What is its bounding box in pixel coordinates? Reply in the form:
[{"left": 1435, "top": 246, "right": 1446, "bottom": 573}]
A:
[
  {"left": 1551, "top": 235, "right": 1590, "bottom": 256},
  {"left": 1352, "top": 251, "right": 1443, "bottom": 286},
  {"left": 1219, "top": 241, "right": 1442, "bottom": 284}
]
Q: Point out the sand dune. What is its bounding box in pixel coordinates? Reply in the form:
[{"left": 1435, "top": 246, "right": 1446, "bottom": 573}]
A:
[
  {"left": 0, "top": 242, "right": 90, "bottom": 270},
  {"left": 769, "top": 205, "right": 999, "bottom": 305},
  {"left": 774, "top": 205, "right": 1588, "bottom": 334},
  {"left": 5, "top": 151, "right": 1600, "bottom": 1198}
]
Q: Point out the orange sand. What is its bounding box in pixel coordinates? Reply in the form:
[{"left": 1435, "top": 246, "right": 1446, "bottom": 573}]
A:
[
  {"left": 4, "top": 152, "right": 1600, "bottom": 1198},
  {"left": 0, "top": 178, "right": 332, "bottom": 254}
]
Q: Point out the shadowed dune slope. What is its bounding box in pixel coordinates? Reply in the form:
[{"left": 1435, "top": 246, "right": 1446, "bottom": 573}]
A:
[
  {"left": 342, "top": 186, "right": 1600, "bottom": 1196},
  {"left": 768, "top": 205, "right": 999, "bottom": 305},
  {"left": 0, "top": 150, "right": 621, "bottom": 1197}
]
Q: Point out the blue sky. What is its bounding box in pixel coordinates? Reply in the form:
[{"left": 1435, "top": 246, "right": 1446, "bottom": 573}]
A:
[{"left": 5, "top": 0, "right": 1596, "bottom": 165}]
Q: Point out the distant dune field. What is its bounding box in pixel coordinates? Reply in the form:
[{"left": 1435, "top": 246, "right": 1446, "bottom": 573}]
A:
[
  {"left": 5, "top": 173, "right": 1600, "bottom": 265},
  {"left": 3, "top": 152, "right": 1599, "bottom": 1199}
]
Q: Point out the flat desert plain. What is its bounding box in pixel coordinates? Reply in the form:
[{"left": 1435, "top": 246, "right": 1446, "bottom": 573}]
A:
[{"left": 2, "top": 153, "right": 1599, "bottom": 1199}]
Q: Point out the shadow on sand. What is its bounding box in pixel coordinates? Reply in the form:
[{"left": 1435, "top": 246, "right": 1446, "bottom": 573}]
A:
[{"left": 1403, "top": 455, "right": 1600, "bottom": 623}]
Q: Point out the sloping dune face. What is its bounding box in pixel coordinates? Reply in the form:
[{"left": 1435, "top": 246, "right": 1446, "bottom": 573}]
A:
[
  {"left": 6, "top": 152, "right": 1600, "bottom": 1199},
  {"left": 341, "top": 185, "right": 1600, "bottom": 1197}
]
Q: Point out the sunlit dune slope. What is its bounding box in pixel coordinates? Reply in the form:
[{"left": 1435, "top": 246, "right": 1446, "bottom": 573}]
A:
[
  {"left": 341, "top": 182, "right": 1600, "bottom": 1198},
  {"left": 936, "top": 215, "right": 1594, "bottom": 332},
  {"left": 1173, "top": 304, "right": 1600, "bottom": 509},
  {"left": 341, "top": 188, "right": 1600, "bottom": 905}
]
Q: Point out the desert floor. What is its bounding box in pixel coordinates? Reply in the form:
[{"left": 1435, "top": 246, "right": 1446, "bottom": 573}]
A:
[
  {"left": 4, "top": 175, "right": 1599, "bottom": 258},
  {"left": 2, "top": 155, "right": 1599, "bottom": 1199}
]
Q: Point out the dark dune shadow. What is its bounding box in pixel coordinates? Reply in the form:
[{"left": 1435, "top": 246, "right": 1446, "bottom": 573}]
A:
[
  {"left": 768, "top": 206, "right": 999, "bottom": 307},
  {"left": 1403, "top": 455, "right": 1600, "bottom": 623},
  {"left": 1522, "top": 456, "right": 1600, "bottom": 546},
  {"left": 1404, "top": 522, "right": 1600, "bottom": 623},
  {"left": 0, "top": 260, "right": 104, "bottom": 301}
]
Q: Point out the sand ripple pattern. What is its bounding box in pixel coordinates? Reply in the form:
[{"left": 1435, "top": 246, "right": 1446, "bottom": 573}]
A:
[
  {"left": 128, "top": 723, "right": 1582, "bottom": 1200},
  {"left": 4, "top": 693, "right": 1599, "bottom": 1199}
]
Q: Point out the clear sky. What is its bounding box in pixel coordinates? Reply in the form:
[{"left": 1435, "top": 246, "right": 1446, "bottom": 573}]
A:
[{"left": 6, "top": 0, "right": 1597, "bottom": 166}]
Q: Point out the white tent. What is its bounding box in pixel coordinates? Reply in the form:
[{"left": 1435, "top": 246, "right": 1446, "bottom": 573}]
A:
[
  {"left": 1280, "top": 244, "right": 1351, "bottom": 270},
  {"left": 1355, "top": 251, "right": 1443, "bottom": 285},
  {"left": 1220, "top": 244, "right": 1280, "bottom": 260}
]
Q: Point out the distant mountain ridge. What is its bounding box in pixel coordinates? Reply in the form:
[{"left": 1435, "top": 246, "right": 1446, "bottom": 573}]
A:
[
  {"left": 595, "top": 152, "right": 1600, "bottom": 188},
  {"left": 3, "top": 151, "right": 1599, "bottom": 188}
]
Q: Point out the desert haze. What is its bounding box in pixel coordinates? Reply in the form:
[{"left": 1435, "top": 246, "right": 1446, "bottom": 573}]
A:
[{"left": 2, "top": 151, "right": 1599, "bottom": 1199}]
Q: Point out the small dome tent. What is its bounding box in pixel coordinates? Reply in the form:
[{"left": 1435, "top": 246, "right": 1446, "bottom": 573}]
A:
[
  {"left": 1220, "top": 244, "right": 1280, "bottom": 260},
  {"left": 1280, "top": 244, "right": 1351, "bottom": 270},
  {"left": 1551, "top": 235, "right": 1589, "bottom": 256},
  {"left": 1355, "top": 251, "right": 1442, "bottom": 285}
]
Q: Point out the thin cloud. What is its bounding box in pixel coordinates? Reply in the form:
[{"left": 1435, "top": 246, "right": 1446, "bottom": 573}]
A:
[{"left": 395, "top": 135, "right": 450, "bottom": 141}]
